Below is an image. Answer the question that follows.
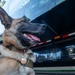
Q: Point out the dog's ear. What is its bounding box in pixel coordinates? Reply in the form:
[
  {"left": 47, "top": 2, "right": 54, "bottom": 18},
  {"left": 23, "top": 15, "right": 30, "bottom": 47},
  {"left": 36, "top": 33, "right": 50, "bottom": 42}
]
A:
[{"left": 0, "top": 7, "right": 12, "bottom": 28}]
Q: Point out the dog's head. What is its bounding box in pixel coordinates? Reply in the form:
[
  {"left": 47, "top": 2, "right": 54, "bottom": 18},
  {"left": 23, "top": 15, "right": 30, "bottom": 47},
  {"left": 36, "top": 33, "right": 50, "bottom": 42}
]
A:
[{"left": 0, "top": 7, "right": 46, "bottom": 50}]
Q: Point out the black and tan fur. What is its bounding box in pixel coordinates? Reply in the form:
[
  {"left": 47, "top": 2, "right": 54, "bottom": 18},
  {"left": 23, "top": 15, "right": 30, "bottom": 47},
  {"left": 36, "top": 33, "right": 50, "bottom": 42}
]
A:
[{"left": 0, "top": 7, "right": 46, "bottom": 75}]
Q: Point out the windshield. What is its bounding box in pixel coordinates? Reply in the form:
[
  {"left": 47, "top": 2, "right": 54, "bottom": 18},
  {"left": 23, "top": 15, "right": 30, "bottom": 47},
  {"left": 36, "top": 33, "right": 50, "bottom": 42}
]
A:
[{"left": 0, "top": 0, "right": 65, "bottom": 34}]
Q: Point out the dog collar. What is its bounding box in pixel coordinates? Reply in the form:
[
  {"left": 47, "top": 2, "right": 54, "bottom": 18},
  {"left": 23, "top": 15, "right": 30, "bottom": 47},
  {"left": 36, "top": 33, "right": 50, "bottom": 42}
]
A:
[
  {"left": 6, "top": 45, "right": 33, "bottom": 68},
  {"left": 21, "top": 50, "right": 33, "bottom": 68},
  {"left": 25, "top": 59, "right": 33, "bottom": 68},
  {"left": 6, "top": 45, "right": 26, "bottom": 53}
]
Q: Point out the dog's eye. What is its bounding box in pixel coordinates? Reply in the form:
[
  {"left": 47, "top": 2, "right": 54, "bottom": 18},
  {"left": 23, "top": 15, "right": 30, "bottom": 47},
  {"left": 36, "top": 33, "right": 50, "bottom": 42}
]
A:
[
  {"left": 18, "top": 20, "right": 26, "bottom": 25},
  {"left": 21, "top": 20, "right": 26, "bottom": 22}
]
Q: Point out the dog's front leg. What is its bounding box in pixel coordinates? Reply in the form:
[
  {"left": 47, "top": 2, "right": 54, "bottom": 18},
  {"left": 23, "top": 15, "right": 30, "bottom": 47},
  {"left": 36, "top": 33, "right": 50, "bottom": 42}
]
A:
[
  {"left": 27, "top": 67, "right": 35, "bottom": 75},
  {"left": 20, "top": 66, "right": 35, "bottom": 75},
  {"left": 28, "top": 69, "right": 35, "bottom": 75},
  {"left": 25, "top": 49, "right": 36, "bottom": 63}
]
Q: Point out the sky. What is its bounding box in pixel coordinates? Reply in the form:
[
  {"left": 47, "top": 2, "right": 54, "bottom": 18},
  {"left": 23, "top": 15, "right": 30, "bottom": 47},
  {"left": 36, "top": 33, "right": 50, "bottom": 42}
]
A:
[
  {"left": 0, "top": 22, "right": 5, "bottom": 34},
  {"left": 0, "top": 0, "right": 65, "bottom": 34},
  {"left": 0, "top": 0, "right": 29, "bottom": 34}
]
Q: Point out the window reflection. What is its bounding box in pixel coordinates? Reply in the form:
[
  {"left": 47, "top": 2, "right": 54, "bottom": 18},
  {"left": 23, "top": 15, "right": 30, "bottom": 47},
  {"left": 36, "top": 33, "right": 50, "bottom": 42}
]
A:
[
  {"left": 33, "top": 39, "right": 75, "bottom": 63},
  {"left": 33, "top": 47, "right": 63, "bottom": 63},
  {"left": 66, "top": 45, "right": 75, "bottom": 59}
]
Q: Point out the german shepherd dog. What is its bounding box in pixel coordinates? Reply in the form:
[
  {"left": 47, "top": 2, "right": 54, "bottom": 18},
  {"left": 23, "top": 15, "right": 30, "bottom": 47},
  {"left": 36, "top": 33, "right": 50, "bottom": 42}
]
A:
[{"left": 0, "top": 7, "right": 46, "bottom": 75}]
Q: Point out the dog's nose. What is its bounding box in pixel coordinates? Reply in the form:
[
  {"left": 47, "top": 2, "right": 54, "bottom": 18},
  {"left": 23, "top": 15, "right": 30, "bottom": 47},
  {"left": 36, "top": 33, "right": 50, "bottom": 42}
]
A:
[{"left": 41, "top": 24, "right": 47, "bottom": 29}]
